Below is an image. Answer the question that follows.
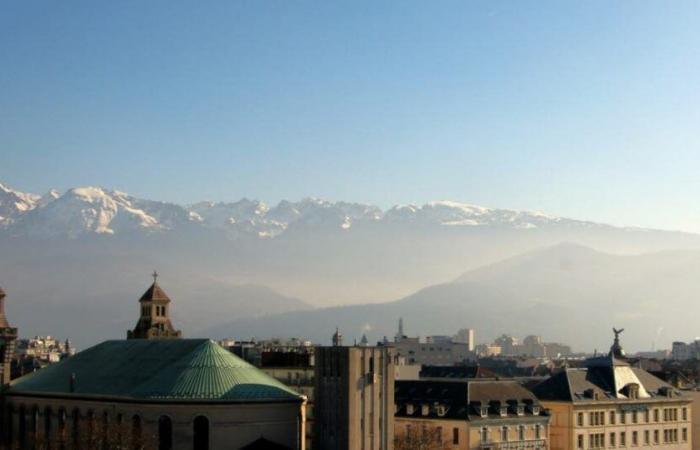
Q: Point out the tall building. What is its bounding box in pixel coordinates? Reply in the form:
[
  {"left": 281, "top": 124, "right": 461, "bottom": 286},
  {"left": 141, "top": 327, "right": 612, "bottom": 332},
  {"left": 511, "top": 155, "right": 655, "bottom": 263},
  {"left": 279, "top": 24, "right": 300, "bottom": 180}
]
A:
[
  {"left": 455, "top": 328, "right": 476, "bottom": 352},
  {"left": 315, "top": 344, "right": 395, "bottom": 450},
  {"left": 532, "top": 330, "right": 692, "bottom": 450},
  {"left": 127, "top": 272, "right": 182, "bottom": 340},
  {"left": 0, "top": 286, "right": 18, "bottom": 385}
]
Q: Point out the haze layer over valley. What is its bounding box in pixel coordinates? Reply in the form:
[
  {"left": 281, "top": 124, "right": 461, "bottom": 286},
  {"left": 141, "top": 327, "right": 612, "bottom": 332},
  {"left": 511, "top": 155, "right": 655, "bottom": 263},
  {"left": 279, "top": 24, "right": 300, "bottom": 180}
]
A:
[{"left": 2, "top": 180, "right": 700, "bottom": 350}]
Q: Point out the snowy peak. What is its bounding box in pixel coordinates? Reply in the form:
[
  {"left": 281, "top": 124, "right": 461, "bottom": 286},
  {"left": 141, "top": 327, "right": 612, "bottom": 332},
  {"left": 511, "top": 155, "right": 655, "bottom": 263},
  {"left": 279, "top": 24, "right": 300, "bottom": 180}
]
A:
[
  {"left": 0, "top": 182, "right": 40, "bottom": 225},
  {"left": 0, "top": 179, "right": 613, "bottom": 238}
]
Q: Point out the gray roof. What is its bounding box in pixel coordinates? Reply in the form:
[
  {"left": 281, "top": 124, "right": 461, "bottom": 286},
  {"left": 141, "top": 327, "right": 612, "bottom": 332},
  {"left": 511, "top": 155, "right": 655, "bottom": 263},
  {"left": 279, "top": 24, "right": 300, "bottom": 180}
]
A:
[
  {"left": 395, "top": 379, "right": 548, "bottom": 421},
  {"left": 532, "top": 355, "right": 684, "bottom": 403}
]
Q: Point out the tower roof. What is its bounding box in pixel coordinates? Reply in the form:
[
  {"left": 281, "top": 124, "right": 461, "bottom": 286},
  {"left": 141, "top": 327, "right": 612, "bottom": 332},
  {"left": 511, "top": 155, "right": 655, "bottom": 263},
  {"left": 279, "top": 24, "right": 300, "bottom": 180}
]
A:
[
  {"left": 8, "top": 339, "right": 303, "bottom": 402},
  {"left": 138, "top": 282, "right": 171, "bottom": 303}
]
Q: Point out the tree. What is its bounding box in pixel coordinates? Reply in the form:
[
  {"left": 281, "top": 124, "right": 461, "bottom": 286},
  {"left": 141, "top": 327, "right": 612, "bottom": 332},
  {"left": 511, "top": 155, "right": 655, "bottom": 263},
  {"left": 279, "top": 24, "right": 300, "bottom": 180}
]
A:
[{"left": 394, "top": 424, "right": 453, "bottom": 450}]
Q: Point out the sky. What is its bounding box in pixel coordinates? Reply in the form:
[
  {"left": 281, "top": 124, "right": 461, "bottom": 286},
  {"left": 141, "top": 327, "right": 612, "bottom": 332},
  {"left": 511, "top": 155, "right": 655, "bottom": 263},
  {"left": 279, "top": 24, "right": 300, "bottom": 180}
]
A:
[{"left": 1, "top": 1, "right": 700, "bottom": 231}]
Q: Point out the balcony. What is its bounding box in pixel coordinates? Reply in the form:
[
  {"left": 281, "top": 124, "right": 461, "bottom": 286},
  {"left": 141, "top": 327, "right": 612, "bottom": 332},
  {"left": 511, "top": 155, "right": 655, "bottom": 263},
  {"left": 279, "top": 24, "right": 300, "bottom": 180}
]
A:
[{"left": 480, "top": 439, "right": 547, "bottom": 450}]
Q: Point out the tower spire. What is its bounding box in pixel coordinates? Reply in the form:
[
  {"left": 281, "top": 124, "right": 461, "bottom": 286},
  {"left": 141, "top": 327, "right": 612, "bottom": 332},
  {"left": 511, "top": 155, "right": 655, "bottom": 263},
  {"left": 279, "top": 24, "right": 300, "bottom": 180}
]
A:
[{"left": 127, "top": 274, "right": 182, "bottom": 340}]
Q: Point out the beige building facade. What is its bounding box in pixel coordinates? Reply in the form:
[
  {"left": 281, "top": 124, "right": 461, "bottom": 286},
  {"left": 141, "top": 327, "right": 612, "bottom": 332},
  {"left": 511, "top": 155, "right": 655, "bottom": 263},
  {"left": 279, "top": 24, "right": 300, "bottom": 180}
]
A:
[
  {"left": 533, "top": 333, "right": 691, "bottom": 450},
  {"left": 394, "top": 379, "right": 550, "bottom": 450}
]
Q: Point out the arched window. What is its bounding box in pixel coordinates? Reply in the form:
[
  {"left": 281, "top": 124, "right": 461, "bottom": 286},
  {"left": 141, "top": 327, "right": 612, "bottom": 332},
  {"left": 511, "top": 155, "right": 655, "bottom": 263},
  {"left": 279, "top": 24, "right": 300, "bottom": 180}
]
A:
[
  {"left": 32, "top": 406, "right": 40, "bottom": 439},
  {"left": 5, "top": 404, "right": 14, "bottom": 446},
  {"left": 72, "top": 409, "right": 81, "bottom": 446},
  {"left": 18, "top": 405, "right": 26, "bottom": 448},
  {"left": 193, "top": 416, "right": 209, "bottom": 450},
  {"left": 58, "top": 408, "right": 67, "bottom": 444},
  {"left": 131, "top": 415, "right": 143, "bottom": 450},
  {"left": 44, "top": 406, "right": 52, "bottom": 442},
  {"left": 158, "top": 416, "right": 173, "bottom": 450},
  {"left": 102, "top": 411, "right": 110, "bottom": 449}
]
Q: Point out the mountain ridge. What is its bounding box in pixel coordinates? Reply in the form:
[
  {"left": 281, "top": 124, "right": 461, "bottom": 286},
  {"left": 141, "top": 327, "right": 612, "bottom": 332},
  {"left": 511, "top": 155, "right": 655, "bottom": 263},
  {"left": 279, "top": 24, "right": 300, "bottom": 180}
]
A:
[{"left": 1, "top": 180, "right": 689, "bottom": 239}]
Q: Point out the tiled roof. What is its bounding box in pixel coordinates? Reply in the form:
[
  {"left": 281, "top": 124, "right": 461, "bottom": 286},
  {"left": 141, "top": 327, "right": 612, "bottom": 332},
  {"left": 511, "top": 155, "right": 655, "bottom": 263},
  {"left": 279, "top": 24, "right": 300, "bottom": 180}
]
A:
[
  {"left": 395, "top": 379, "right": 547, "bottom": 421},
  {"left": 532, "top": 360, "right": 685, "bottom": 403},
  {"left": 139, "top": 282, "right": 171, "bottom": 302},
  {"left": 8, "top": 339, "right": 302, "bottom": 402}
]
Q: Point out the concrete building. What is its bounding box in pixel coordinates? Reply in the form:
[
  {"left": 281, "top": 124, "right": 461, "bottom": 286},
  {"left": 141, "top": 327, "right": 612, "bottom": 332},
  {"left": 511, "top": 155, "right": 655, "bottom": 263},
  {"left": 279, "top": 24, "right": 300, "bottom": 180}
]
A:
[
  {"left": 532, "top": 331, "right": 692, "bottom": 450},
  {"left": 394, "top": 379, "right": 550, "bottom": 450},
  {"left": 671, "top": 341, "right": 700, "bottom": 361},
  {"left": 392, "top": 320, "right": 476, "bottom": 366},
  {"left": 455, "top": 328, "right": 476, "bottom": 352},
  {"left": 260, "top": 351, "right": 315, "bottom": 450},
  {"left": 314, "top": 341, "right": 395, "bottom": 450}
]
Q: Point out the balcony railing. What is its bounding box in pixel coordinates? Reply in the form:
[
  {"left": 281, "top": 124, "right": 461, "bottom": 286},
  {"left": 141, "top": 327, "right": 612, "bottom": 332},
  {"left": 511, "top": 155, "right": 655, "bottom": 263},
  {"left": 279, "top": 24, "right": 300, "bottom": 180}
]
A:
[{"left": 480, "top": 439, "right": 547, "bottom": 450}]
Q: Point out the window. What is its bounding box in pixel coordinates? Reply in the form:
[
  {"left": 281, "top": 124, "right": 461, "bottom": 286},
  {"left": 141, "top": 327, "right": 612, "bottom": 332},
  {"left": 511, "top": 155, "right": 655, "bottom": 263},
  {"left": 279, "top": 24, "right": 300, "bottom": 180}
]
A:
[
  {"left": 453, "top": 427, "right": 459, "bottom": 445},
  {"left": 481, "top": 427, "right": 489, "bottom": 444},
  {"left": 578, "top": 435, "right": 584, "bottom": 450},
  {"left": 663, "top": 430, "right": 668, "bottom": 444},
  {"left": 683, "top": 428, "right": 688, "bottom": 442},
  {"left": 436, "top": 426, "right": 443, "bottom": 443},
  {"left": 644, "top": 410, "right": 650, "bottom": 423},
  {"left": 632, "top": 411, "right": 638, "bottom": 424},
  {"left": 653, "top": 409, "right": 659, "bottom": 422},
  {"left": 620, "top": 412, "right": 626, "bottom": 425},
  {"left": 610, "top": 432, "right": 616, "bottom": 448},
  {"left": 620, "top": 432, "right": 626, "bottom": 447},
  {"left": 132, "top": 415, "right": 143, "bottom": 449},
  {"left": 536, "top": 425, "right": 542, "bottom": 440},
  {"left": 610, "top": 411, "right": 616, "bottom": 425},
  {"left": 519, "top": 426, "right": 525, "bottom": 441},
  {"left": 644, "top": 430, "right": 649, "bottom": 445},
  {"left": 590, "top": 433, "right": 605, "bottom": 449},
  {"left": 578, "top": 413, "right": 585, "bottom": 427},
  {"left": 193, "top": 416, "right": 209, "bottom": 450},
  {"left": 71, "top": 409, "right": 80, "bottom": 446},
  {"left": 654, "top": 430, "right": 659, "bottom": 444},
  {"left": 44, "top": 407, "right": 52, "bottom": 441},
  {"left": 683, "top": 408, "right": 688, "bottom": 421},
  {"left": 502, "top": 426, "right": 509, "bottom": 442},
  {"left": 632, "top": 431, "right": 638, "bottom": 446},
  {"left": 159, "top": 416, "right": 173, "bottom": 450}
]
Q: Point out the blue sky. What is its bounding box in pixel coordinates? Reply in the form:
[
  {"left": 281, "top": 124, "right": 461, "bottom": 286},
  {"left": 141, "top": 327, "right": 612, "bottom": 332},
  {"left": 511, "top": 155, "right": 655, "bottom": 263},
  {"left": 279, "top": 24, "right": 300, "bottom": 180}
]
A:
[{"left": 1, "top": 1, "right": 700, "bottom": 231}]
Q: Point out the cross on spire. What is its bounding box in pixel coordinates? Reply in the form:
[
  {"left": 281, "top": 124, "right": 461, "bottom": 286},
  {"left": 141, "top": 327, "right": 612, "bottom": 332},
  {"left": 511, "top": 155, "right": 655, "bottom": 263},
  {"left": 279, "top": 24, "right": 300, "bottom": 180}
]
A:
[{"left": 152, "top": 270, "right": 159, "bottom": 283}]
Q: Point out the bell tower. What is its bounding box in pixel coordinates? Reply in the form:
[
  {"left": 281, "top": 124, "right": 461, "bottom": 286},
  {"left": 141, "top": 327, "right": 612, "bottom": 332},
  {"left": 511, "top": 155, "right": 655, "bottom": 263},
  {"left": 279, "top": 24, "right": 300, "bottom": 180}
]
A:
[
  {"left": 127, "top": 272, "right": 182, "bottom": 340},
  {"left": 0, "top": 286, "right": 18, "bottom": 385}
]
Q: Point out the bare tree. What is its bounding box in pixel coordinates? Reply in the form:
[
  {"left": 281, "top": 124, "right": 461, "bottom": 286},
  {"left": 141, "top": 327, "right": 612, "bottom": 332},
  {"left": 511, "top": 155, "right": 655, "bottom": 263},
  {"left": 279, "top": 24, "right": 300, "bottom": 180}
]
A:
[{"left": 394, "top": 424, "right": 453, "bottom": 450}]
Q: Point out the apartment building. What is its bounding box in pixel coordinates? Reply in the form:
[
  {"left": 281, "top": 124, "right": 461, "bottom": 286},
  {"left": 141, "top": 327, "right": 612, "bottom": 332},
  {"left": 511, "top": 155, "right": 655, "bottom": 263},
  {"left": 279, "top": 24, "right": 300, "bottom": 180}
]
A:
[
  {"left": 395, "top": 379, "right": 550, "bottom": 450},
  {"left": 532, "top": 332, "right": 691, "bottom": 450}
]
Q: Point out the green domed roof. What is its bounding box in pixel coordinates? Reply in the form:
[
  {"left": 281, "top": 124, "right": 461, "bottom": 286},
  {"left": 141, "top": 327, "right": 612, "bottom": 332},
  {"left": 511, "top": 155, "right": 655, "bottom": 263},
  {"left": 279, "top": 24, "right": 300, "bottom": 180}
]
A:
[{"left": 9, "top": 339, "right": 302, "bottom": 402}]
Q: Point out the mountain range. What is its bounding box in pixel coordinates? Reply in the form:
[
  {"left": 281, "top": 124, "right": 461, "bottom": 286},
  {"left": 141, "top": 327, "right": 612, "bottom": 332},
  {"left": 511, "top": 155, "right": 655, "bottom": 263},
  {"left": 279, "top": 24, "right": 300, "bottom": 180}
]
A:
[{"left": 2, "top": 179, "right": 700, "bottom": 350}]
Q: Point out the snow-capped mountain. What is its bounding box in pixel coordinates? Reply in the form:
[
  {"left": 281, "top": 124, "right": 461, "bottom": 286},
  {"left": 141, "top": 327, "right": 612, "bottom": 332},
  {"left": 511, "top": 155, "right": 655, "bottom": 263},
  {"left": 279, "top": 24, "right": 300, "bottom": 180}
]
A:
[
  {"left": 0, "top": 180, "right": 646, "bottom": 239},
  {"left": 0, "top": 182, "right": 40, "bottom": 225}
]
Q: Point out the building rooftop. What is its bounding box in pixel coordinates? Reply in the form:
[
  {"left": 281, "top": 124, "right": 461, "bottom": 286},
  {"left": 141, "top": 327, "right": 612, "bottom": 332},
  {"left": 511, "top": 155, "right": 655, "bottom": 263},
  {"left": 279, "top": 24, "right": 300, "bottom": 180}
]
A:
[
  {"left": 532, "top": 354, "right": 683, "bottom": 402},
  {"left": 8, "top": 339, "right": 303, "bottom": 403},
  {"left": 395, "top": 379, "right": 547, "bottom": 421}
]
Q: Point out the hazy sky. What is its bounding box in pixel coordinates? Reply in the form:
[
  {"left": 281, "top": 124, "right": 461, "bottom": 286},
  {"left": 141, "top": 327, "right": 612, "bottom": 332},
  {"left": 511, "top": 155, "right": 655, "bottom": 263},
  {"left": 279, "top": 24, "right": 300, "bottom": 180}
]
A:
[{"left": 2, "top": 1, "right": 700, "bottom": 231}]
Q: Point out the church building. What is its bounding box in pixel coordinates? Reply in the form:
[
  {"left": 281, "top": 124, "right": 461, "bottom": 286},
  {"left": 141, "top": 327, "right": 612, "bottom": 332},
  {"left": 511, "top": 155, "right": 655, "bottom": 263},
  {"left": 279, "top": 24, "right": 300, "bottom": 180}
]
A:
[{"left": 1, "top": 276, "right": 307, "bottom": 450}]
